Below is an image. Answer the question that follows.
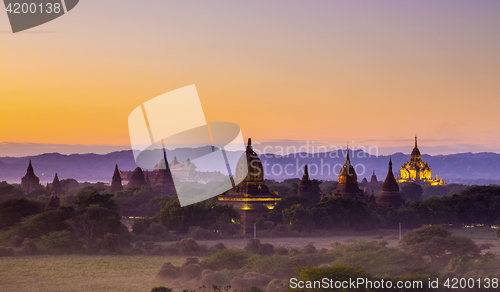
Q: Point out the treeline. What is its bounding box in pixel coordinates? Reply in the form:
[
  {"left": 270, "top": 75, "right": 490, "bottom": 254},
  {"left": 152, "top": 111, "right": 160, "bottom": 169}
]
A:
[{"left": 256, "top": 185, "right": 500, "bottom": 233}]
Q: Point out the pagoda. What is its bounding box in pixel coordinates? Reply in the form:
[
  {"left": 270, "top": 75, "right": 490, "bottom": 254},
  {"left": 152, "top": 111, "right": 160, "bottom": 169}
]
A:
[
  {"left": 369, "top": 171, "right": 379, "bottom": 190},
  {"left": 50, "top": 173, "right": 64, "bottom": 195},
  {"left": 297, "top": 165, "right": 318, "bottom": 202},
  {"left": 44, "top": 193, "right": 60, "bottom": 212},
  {"left": 332, "top": 147, "right": 364, "bottom": 199},
  {"left": 376, "top": 158, "right": 405, "bottom": 209},
  {"left": 398, "top": 136, "right": 444, "bottom": 185},
  {"left": 218, "top": 138, "right": 281, "bottom": 234},
  {"left": 126, "top": 167, "right": 147, "bottom": 190},
  {"left": 152, "top": 151, "right": 177, "bottom": 195},
  {"left": 110, "top": 164, "right": 123, "bottom": 193},
  {"left": 20, "top": 160, "right": 42, "bottom": 194}
]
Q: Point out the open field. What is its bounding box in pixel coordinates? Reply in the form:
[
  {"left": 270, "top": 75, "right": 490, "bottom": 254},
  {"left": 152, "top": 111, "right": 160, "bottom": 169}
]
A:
[
  {"left": 0, "top": 255, "right": 185, "bottom": 292},
  {"left": 2, "top": 227, "right": 500, "bottom": 292}
]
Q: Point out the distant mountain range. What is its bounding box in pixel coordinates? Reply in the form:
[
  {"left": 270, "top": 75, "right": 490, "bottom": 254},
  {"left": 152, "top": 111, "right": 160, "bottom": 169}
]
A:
[{"left": 0, "top": 149, "right": 499, "bottom": 185}]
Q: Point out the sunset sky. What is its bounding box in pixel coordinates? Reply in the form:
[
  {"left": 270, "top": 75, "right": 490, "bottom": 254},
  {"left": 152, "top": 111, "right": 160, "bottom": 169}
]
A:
[{"left": 1, "top": 0, "right": 499, "bottom": 156}]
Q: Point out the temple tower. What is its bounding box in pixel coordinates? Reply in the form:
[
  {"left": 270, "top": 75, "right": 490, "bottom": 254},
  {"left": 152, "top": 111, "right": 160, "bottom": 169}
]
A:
[
  {"left": 51, "top": 173, "right": 64, "bottom": 195},
  {"left": 218, "top": 138, "right": 281, "bottom": 234},
  {"left": 126, "top": 167, "right": 147, "bottom": 190},
  {"left": 20, "top": 160, "right": 42, "bottom": 194},
  {"left": 333, "top": 147, "right": 364, "bottom": 199},
  {"left": 399, "top": 136, "right": 444, "bottom": 185},
  {"left": 369, "top": 171, "right": 379, "bottom": 190},
  {"left": 376, "top": 158, "right": 405, "bottom": 209},
  {"left": 297, "top": 165, "right": 318, "bottom": 202},
  {"left": 153, "top": 151, "right": 177, "bottom": 195},
  {"left": 44, "top": 193, "right": 60, "bottom": 212},
  {"left": 110, "top": 164, "right": 123, "bottom": 193}
]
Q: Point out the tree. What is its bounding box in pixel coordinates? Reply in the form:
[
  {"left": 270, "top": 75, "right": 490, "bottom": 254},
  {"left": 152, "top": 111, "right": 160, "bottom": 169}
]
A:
[
  {"left": 73, "top": 191, "right": 119, "bottom": 212},
  {"left": 313, "top": 196, "right": 380, "bottom": 231},
  {"left": 401, "top": 225, "right": 480, "bottom": 268},
  {"left": 157, "top": 199, "right": 239, "bottom": 234},
  {"left": 0, "top": 207, "right": 75, "bottom": 243},
  {"left": 0, "top": 198, "right": 45, "bottom": 230},
  {"left": 0, "top": 181, "right": 24, "bottom": 201},
  {"left": 282, "top": 204, "right": 315, "bottom": 232},
  {"left": 401, "top": 183, "right": 423, "bottom": 201},
  {"left": 65, "top": 206, "right": 122, "bottom": 247}
]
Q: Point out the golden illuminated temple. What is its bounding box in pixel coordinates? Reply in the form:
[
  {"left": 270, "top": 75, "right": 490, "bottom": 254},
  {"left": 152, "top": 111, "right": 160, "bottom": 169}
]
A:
[
  {"left": 218, "top": 138, "right": 281, "bottom": 234},
  {"left": 398, "top": 136, "right": 444, "bottom": 186}
]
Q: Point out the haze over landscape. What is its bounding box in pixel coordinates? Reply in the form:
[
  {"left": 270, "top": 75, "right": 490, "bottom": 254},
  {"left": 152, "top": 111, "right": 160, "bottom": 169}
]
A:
[{"left": 1, "top": 0, "right": 500, "bottom": 156}]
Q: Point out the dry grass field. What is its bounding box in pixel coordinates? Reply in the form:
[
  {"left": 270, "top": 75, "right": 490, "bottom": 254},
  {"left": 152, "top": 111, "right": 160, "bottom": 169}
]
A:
[
  {"left": 1, "top": 227, "right": 499, "bottom": 292},
  {"left": 0, "top": 255, "right": 186, "bottom": 292}
]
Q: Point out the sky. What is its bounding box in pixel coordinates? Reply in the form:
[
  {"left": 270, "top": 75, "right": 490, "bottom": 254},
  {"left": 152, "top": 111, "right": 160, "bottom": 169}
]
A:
[{"left": 0, "top": 0, "right": 499, "bottom": 157}]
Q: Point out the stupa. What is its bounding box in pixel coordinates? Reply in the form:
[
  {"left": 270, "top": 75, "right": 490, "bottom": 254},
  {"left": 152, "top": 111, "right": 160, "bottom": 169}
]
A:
[
  {"left": 126, "top": 167, "right": 147, "bottom": 190},
  {"left": 110, "top": 164, "right": 123, "bottom": 193},
  {"left": 152, "top": 151, "right": 177, "bottom": 195},
  {"left": 377, "top": 158, "right": 405, "bottom": 209},
  {"left": 297, "top": 165, "right": 318, "bottom": 202},
  {"left": 50, "top": 173, "right": 64, "bottom": 195},
  {"left": 20, "top": 160, "right": 42, "bottom": 194},
  {"left": 218, "top": 138, "right": 281, "bottom": 234}
]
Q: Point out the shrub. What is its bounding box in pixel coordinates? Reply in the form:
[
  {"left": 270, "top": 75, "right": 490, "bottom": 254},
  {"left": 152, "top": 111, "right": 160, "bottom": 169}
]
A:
[
  {"left": 244, "top": 239, "right": 274, "bottom": 255},
  {"left": 330, "top": 240, "right": 423, "bottom": 277},
  {"left": 201, "top": 249, "right": 251, "bottom": 270},
  {"left": 156, "top": 262, "right": 180, "bottom": 280},
  {"left": 180, "top": 257, "right": 204, "bottom": 280},
  {"left": 132, "top": 218, "right": 154, "bottom": 235},
  {"left": 239, "top": 286, "right": 264, "bottom": 292},
  {"left": 188, "top": 226, "right": 220, "bottom": 240},
  {"left": 267, "top": 278, "right": 288, "bottom": 292},
  {"left": 302, "top": 243, "right": 317, "bottom": 254},
  {"left": 143, "top": 222, "right": 177, "bottom": 241},
  {"left": 274, "top": 246, "right": 288, "bottom": 256},
  {"left": 288, "top": 248, "right": 299, "bottom": 257},
  {"left": 40, "top": 230, "right": 83, "bottom": 252},
  {"left": 150, "top": 286, "right": 173, "bottom": 292},
  {"left": 100, "top": 233, "right": 121, "bottom": 254},
  {"left": 19, "top": 238, "right": 39, "bottom": 255},
  {"left": 200, "top": 269, "right": 226, "bottom": 288},
  {"left": 0, "top": 246, "right": 14, "bottom": 257},
  {"left": 244, "top": 255, "right": 295, "bottom": 279},
  {"left": 173, "top": 238, "right": 207, "bottom": 256}
]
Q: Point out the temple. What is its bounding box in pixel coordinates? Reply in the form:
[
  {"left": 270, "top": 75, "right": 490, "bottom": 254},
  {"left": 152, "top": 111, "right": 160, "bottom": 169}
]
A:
[
  {"left": 332, "top": 147, "right": 376, "bottom": 204},
  {"left": 44, "top": 193, "right": 60, "bottom": 212},
  {"left": 398, "top": 136, "right": 444, "bottom": 186},
  {"left": 126, "top": 167, "right": 148, "bottom": 190},
  {"left": 376, "top": 158, "right": 405, "bottom": 209},
  {"left": 110, "top": 164, "right": 123, "bottom": 193},
  {"left": 20, "top": 160, "right": 42, "bottom": 194},
  {"left": 50, "top": 173, "right": 64, "bottom": 195},
  {"left": 152, "top": 151, "right": 177, "bottom": 195},
  {"left": 218, "top": 138, "right": 281, "bottom": 234},
  {"left": 297, "top": 165, "right": 318, "bottom": 202}
]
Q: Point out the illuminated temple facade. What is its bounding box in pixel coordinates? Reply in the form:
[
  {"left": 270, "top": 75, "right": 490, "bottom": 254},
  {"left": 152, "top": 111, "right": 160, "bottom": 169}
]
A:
[
  {"left": 218, "top": 138, "right": 281, "bottom": 234},
  {"left": 398, "top": 136, "right": 444, "bottom": 186},
  {"left": 332, "top": 147, "right": 376, "bottom": 205}
]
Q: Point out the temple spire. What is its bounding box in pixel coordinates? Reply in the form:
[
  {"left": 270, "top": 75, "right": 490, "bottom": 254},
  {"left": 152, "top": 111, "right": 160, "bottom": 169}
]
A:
[
  {"left": 163, "top": 150, "right": 168, "bottom": 168},
  {"left": 415, "top": 135, "right": 418, "bottom": 148},
  {"left": 303, "top": 165, "right": 309, "bottom": 180},
  {"left": 345, "top": 144, "right": 350, "bottom": 164},
  {"left": 27, "top": 159, "right": 34, "bottom": 174}
]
